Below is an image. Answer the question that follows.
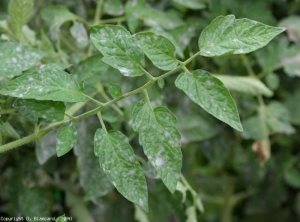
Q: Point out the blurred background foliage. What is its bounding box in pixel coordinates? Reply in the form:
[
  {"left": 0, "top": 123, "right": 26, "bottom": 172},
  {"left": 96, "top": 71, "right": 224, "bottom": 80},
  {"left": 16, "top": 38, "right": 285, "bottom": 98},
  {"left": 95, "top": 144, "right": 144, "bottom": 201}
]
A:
[{"left": 0, "top": 0, "right": 300, "bottom": 221}]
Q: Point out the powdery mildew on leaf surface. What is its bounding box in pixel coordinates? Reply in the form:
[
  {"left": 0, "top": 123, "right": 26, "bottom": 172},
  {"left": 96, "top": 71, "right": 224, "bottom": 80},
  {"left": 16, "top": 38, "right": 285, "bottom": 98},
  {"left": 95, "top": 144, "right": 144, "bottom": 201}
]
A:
[
  {"left": 56, "top": 125, "right": 78, "bottom": 157},
  {"left": 13, "top": 99, "right": 66, "bottom": 123},
  {"left": 133, "top": 32, "right": 178, "bottom": 70},
  {"left": 0, "top": 42, "right": 44, "bottom": 80},
  {"left": 175, "top": 70, "right": 243, "bottom": 131},
  {"left": 0, "top": 69, "right": 85, "bottom": 102},
  {"left": 90, "top": 25, "right": 145, "bottom": 77},
  {"left": 94, "top": 129, "right": 148, "bottom": 211},
  {"left": 132, "top": 100, "right": 182, "bottom": 193},
  {"left": 198, "top": 15, "right": 286, "bottom": 57}
]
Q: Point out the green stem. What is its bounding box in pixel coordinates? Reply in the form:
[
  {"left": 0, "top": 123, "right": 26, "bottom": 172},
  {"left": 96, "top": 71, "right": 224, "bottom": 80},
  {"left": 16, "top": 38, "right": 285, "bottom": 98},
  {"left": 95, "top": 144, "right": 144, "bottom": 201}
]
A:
[
  {"left": 82, "top": 93, "right": 104, "bottom": 106},
  {"left": 0, "top": 51, "right": 201, "bottom": 154},
  {"left": 240, "top": 54, "right": 255, "bottom": 77},
  {"left": 143, "top": 89, "right": 152, "bottom": 108},
  {"left": 97, "top": 112, "right": 107, "bottom": 133},
  {"left": 97, "top": 16, "right": 127, "bottom": 24},
  {"left": 0, "top": 109, "right": 18, "bottom": 115}
]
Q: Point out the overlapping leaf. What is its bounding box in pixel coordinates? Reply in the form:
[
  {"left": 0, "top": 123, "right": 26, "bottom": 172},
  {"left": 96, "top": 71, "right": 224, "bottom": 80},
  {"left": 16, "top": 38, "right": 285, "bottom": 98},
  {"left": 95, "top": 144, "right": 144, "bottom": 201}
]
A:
[
  {"left": 90, "top": 25, "right": 145, "bottom": 77},
  {"left": 0, "top": 42, "right": 44, "bottom": 80},
  {"left": 198, "top": 15, "right": 286, "bottom": 57},
  {"left": 132, "top": 100, "right": 182, "bottom": 193},
  {"left": 133, "top": 32, "right": 178, "bottom": 70},
  {"left": 215, "top": 75, "right": 273, "bottom": 97},
  {"left": 0, "top": 69, "right": 85, "bottom": 102},
  {"left": 175, "top": 70, "right": 243, "bottom": 131},
  {"left": 56, "top": 125, "right": 78, "bottom": 157},
  {"left": 13, "top": 99, "right": 66, "bottom": 123},
  {"left": 94, "top": 129, "right": 148, "bottom": 211}
]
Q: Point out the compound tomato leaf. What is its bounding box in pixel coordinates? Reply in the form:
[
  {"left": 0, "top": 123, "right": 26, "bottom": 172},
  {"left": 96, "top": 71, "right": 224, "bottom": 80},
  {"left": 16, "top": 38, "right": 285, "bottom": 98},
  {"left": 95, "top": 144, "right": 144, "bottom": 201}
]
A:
[
  {"left": 94, "top": 129, "right": 148, "bottom": 212},
  {"left": 0, "top": 42, "right": 44, "bottom": 80},
  {"left": 13, "top": 99, "right": 66, "bottom": 123},
  {"left": 133, "top": 32, "right": 178, "bottom": 70},
  {"left": 90, "top": 25, "right": 145, "bottom": 77},
  {"left": 132, "top": 100, "right": 182, "bottom": 193},
  {"left": 0, "top": 69, "right": 85, "bottom": 103},
  {"left": 56, "top": 125, "right": 78, "bottom": 157},
  {"left": 198, "top": 15, "right": 286, "bottom": 57},
  {"left": 175, "top": 70, "right": 243, "bottom": 132}
]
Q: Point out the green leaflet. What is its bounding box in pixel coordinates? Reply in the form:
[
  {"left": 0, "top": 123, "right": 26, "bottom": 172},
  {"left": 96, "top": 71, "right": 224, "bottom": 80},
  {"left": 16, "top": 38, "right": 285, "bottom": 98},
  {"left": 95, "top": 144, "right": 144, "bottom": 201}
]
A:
[
  {"left": 70, "top": 22, "right": 88, "bottom": 48},
  {"left": 0, "top": 122, "right": 20, "bottom": 139},
  {"left": 215, "top": 75, "right": 273, "bottom": 97},
  {"left": 109, "top": 83, "right": 122, "bottom": 98},
  {"left": 0, "top": 42, "right": 44, "bottom": 80},
  {"left": 133, "top": 32, "right": 178, "bottom": 70},
  {"left": 56, "top": 125, "right": 78, "bottom": 157},
  {"left": 132, "top": 100, "right": 182, "bottom": 193},
  {"left": 90, "top": 25, "right": 145, "bottom": 77},
  {"left": 94, "top": 129, "right": 148, "bottom": 211},
  {"left": 175, "top": 70, "right": 243, "bottom": 132},
  {"left": 8, "top": 0, "right": 34, "bottom": 40},
  {"left": 198, "top": 15, "right": 286, "bottom": 57},
  {"left": 172, "top": 0, "right": 206, "bottom": 10},
  {"left": 13, "top": 99, "right": 65, "bottom": 123},
  {"left": 0, "top": 69, "right": 85, "bottom": 103}
]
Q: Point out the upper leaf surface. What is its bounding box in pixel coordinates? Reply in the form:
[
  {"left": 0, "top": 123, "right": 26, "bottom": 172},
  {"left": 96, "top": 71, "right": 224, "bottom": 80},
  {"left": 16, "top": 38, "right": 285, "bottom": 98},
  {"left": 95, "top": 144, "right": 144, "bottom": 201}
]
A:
[
  {"left": 198, "top": 15, "right": 286, "bottom": 57},
  {"left": 0, "top": 42, "right": 44, "bottom": 80},
  {"left": 175, "top": 70, "right": 243, "bottom": 131},
  {"left": 90, "top": 25, "right": 145, "bottom": 77},
  {"left": 94, "top": 129, "right": 148, "bottom": 211},
  {"left": 0, "top": 69, "right": 85, "bottom": 102},
  {"left": 132, "top": 100, "right": 182, "bottom": 193},
  {"left": 133, "top": 32, "right": 178, "bottom": 70},
  {"left": 56, "top": 125, "right": 78, "bottom": 157},
  {"left": 13, "top": 99, "right": 66, "bottom": 123}
]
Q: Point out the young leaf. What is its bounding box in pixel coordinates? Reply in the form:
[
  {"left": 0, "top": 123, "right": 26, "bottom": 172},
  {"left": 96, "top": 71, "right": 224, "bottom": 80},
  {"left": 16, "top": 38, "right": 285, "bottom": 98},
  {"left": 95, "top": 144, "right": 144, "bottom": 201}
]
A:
[
  {"left": 0, "top": 42, "right": 44, "bottom": 80},
  {"left": 94, "top": 129, "right": 148, "bottom": 211},
  {"left": 198, "top": 15, "right": 286, "bottom": 57},
  {"left": 13, "top": 99, "right": 66, "bottom": 123},
  {"left": 175, "top": 70, "right": 243, "bottom": 131},
  {"left": 109, "top": 83, "right": 122, "bottom": 98},
  {"left": 103, "top": 0, "right": 124, "bottom": 16},
  {"left": 56, "top": 125, "right": 78, "bottom": 157},
  {"left": 8, "top": 0, "right": 34, "bottom": 40},
  {"left": 215, "top": 75, "right": 273, "bottom": 97},
  {"left": 0, "top": 69, "right": 85, "bottom": 102},
  {"left": 157, "top": 79, "right": 165, "bottom": 89},
  {"left": 133, "top": 32, "right": 178, "bottom": 70},
  {"left": 90, "top": 25, "right": 145, "bottom": 77},
  {"left": 132, "top": 100, "right": 182, "bottom": 193}
]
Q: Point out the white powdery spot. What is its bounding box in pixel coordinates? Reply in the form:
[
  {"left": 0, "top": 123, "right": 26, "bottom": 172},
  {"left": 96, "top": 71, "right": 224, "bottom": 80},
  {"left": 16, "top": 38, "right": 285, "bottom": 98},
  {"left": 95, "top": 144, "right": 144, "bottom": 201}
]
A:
[
  {"left": 112, "top": 182, "right": 116, "bottom": 186},
  {"left": 139, "top": 199, "right": 144, "bottom": 206},
  {"left": 118, "top": 67, "right": 132, "bottom": 76},
  {"left": 154, "top": 158, "right": 164, "bottom": 166}
]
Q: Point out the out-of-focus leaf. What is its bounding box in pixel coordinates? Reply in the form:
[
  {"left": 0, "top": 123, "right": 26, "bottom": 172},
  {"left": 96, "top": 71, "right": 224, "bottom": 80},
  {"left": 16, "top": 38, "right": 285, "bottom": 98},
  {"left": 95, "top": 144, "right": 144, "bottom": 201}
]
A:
[
  {"left": 70, "top": 22, "right": 88, "bottom": 48},
  {"left": 242, "top": 116, "right": 268, "bottom": 140},
  {"left": 74, "top": 117, "right": 114, "bottom": 199},
  {"left": 281, "top": 45, "right": 300, "bottom": 77},
  {"left": 279, "top": 15, "right": 300, "bottom": 43},
  {"left": 109, "top": 83, "right": 122, "bottom": 98},
  {"left": 175, "top": 70, "right": 243, "bottom": 131},
  {"left": 0, "top": 121, "right": 20, "bottom": 139},
  {"left": 35, "top": 131, "right": 56, "bottom": 165},
  {"left": 134, "top": 205, "right": 150, "bottom": 222},
  {"left": 8, "top": 0, "right": 34, "bottom": 40},
  {"left": 172, "top": 0, "right": 206, "bottom": 9},
  {"left": 285, "top": 90, "right": 300, "bottom": 125},
  {"left": 185, "top": 206, "right": 197, "bottom": 222},
  {"left": 215, "top": 75, "right": 273, "bottom": 97},
  {"left": 284, "top": 168, "right": 300, "bottom": 188},
  {"left": 199, "top": 15, "right": 285, "bottom": 57},
  {"left": 104, "top": 0, "right": 124, "bottom": 16},
  {"left": 265, "top": 73, "right": 280, "bottom": 91}
]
